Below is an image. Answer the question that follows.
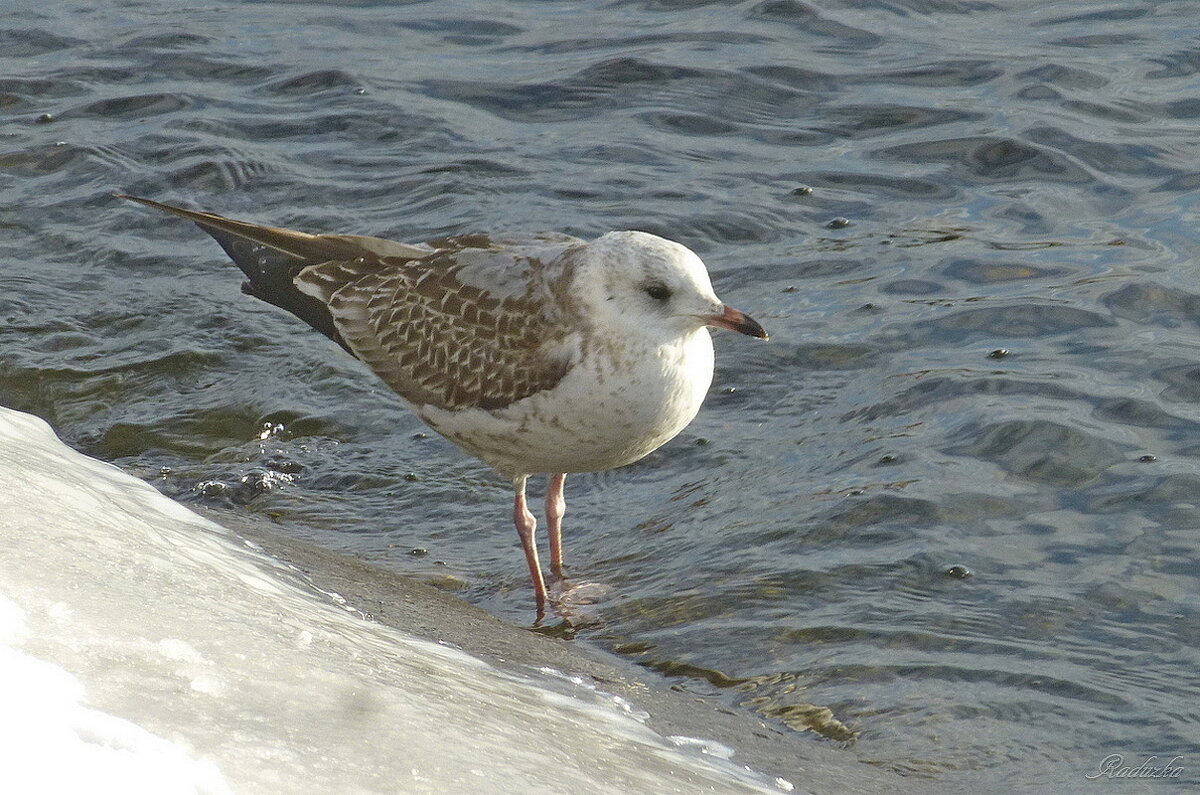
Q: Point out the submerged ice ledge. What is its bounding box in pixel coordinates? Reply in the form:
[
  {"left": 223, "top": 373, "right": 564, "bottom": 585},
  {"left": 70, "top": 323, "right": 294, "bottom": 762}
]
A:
[{"left": 0, "top": 406, "right": 787, "bottom": 795}]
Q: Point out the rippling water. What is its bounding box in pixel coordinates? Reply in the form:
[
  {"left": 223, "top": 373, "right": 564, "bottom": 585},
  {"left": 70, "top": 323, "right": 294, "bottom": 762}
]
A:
[{"left": 4, "top": 0, "right": 1199, "bottom": 788}]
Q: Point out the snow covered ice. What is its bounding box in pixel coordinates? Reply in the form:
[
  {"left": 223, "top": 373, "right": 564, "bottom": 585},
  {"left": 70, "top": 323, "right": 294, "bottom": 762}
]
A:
[{"left": 0, "top": 406, "right": 788, "bottom": 794}]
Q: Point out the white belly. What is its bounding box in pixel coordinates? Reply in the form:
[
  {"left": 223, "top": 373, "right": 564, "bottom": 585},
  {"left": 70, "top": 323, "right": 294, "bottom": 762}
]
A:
[{"left": 418, "top": 329, "right": 716, "bottom": 477}]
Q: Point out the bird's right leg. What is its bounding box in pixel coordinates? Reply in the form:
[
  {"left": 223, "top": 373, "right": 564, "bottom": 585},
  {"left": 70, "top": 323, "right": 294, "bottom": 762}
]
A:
[{"left": 512, "top": 475, "right": 547, "bottom": 615}]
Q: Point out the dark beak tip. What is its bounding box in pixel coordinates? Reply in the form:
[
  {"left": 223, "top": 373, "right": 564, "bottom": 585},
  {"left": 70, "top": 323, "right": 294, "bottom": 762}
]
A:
[
  {"left": 745, "top": 313, "right": 769, "bottom": 340},
  {"left": 741, "top": 318, "right": 769, "bottom": 340},
  {"left": 713, "top": 304, "right": 768, "bottom": 340}
]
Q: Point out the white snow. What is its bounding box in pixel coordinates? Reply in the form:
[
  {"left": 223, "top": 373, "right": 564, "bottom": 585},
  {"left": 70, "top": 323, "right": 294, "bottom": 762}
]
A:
[{"left": 0, "top": 406, "right": 785, "bottom": 795}]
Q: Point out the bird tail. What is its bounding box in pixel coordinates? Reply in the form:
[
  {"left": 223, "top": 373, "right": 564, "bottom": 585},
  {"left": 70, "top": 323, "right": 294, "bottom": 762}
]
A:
[{"left": 116, "top": 193, "right": 360, "bottom": 353}]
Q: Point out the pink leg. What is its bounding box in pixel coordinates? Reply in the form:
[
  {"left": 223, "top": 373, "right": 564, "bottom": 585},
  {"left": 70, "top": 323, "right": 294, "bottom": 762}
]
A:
[
  {"left": 512, "top": 475, "right": 547, "bottom": 614},
  {"left": 545, "top": 473, "right": 567, "bottom": 579}
]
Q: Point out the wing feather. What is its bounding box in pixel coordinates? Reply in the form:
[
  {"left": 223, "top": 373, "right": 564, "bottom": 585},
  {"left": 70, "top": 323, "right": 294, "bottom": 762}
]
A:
[
  {"left": 296, "top": 245, "right": 583, "bottom": 412},
  {"left": 117, "top": 194, "right": 583, "bottom": 412}
]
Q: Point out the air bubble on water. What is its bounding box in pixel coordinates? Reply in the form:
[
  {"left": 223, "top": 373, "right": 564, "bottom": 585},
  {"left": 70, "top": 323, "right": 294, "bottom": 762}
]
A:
[
  {"left": 195, "top": 480, "right": 229, "bottom": 498},
  {"left": 257, "top": 422, "right": 285, "bottom": 440}
]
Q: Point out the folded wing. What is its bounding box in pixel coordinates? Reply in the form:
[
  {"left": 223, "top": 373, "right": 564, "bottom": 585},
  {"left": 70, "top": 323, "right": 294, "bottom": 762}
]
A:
[{"left": 119, "top": 194, "right": 583, "bottom": 411}]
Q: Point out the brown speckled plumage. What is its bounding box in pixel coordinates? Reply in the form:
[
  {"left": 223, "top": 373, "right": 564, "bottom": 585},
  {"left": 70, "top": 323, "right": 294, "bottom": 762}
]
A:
[
  {"left": 296, "top": 247, "right": 578, "bottom": 411},
  {"left": 115, "top": 195, "right": 584, "bottom": 413}
]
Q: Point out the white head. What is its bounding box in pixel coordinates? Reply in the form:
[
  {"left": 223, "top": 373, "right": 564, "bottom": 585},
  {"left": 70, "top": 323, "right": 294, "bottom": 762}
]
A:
[{"left": 572, "top": 231, "right": 767, "bottom": 342}]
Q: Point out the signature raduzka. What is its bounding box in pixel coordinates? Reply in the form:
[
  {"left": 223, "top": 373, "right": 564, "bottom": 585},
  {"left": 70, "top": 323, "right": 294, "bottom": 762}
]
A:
[{"left": 1085, "top": 754, "right": 1184, "bottom": 780}]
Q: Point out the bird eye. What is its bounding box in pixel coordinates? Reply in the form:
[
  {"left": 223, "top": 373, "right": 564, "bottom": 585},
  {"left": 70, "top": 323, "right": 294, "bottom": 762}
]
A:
[{"left": 644, "top": 282, "right": 671, "bottom": 301}]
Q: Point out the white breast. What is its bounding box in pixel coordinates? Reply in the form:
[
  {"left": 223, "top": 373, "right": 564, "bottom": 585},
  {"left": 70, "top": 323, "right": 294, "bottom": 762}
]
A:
[{"left": 419, "top": 328, "right": 716, "bottom": 477}]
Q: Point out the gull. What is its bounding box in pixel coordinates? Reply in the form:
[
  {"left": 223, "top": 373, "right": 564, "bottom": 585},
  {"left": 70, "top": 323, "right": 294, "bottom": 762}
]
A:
[{"left": 118, "top": 194, "right": 767, "bottom": 615}]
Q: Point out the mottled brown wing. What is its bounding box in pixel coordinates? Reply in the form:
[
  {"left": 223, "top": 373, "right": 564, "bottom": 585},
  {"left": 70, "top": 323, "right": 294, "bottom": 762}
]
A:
[{"left": 295, "top": 243, "right": 581, "bottom": 412}]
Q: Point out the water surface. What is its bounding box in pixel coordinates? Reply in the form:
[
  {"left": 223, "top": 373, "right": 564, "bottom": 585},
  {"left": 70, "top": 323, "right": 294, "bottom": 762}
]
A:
[{"left": 2, "top": 0, "right": 1199, "bottom": 788}]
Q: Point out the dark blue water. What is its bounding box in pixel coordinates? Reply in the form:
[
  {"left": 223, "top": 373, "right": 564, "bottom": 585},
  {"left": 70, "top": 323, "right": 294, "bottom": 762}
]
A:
[{"left": 3, "top": 0, "right": 1199, "bottom": 788}]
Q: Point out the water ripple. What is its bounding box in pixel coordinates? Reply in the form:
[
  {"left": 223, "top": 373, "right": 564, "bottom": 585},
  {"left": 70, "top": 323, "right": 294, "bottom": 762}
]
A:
[{"left": 5, "top": 0, "right": 1200, "bottom": 787}]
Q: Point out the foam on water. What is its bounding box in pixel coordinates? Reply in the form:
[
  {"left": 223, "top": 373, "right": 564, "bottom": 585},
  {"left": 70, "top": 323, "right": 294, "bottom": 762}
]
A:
[{"left": 0, "top": 406, "right": 787, "bottom": 795}]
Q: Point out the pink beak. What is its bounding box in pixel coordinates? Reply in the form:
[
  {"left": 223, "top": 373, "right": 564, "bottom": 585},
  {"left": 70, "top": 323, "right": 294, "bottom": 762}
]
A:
[{"left": 705, "top": 305, "right": 768, "bottom": 340}]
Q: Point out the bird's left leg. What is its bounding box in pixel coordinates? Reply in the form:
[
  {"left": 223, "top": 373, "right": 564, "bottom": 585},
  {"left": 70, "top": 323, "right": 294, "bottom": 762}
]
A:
[{"left": 545, "top": 473, "right": 567, "bottom": 580}]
